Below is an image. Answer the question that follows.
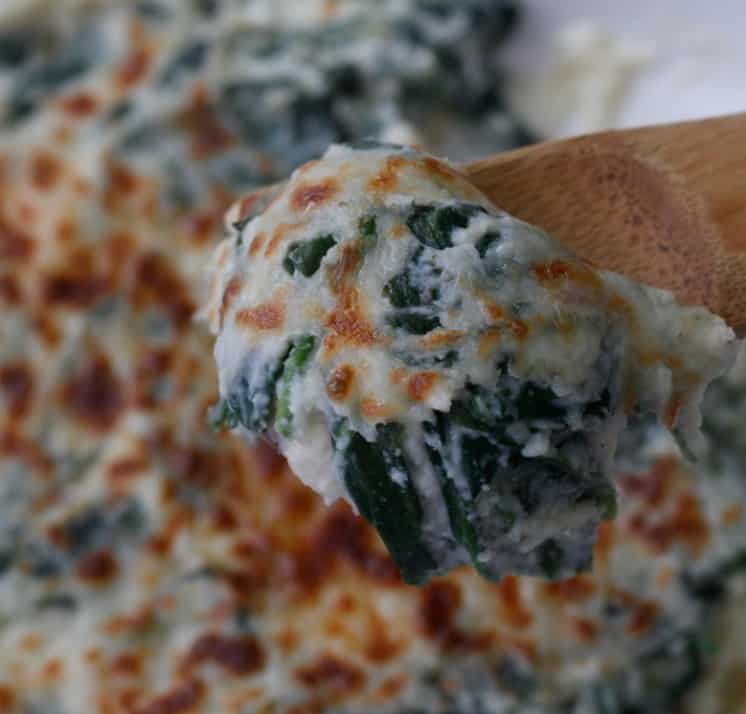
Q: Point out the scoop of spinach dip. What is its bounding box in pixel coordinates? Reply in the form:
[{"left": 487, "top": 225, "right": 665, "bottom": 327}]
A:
[{"left": 205, "top": 142, "right": 735, "bottom": 584}]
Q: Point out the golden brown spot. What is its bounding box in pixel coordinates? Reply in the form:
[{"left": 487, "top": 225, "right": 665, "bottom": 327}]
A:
[
  {"left": 483, "top": 302, "right": 529, "bottom": 339},
  {"left": 0, "top": 275, "right": 21, "bottom": 304},
  {"left": 0, "top": 364, "right": 33, "bottom": 419},
  {"left": 43, "top": 271, "right": 107, "bottom": 309},
  {"left": 116, "top": 47, "right": 151, "bottom": 89},
  {"left": 534, "top": 259, "right": 601, "bottom": 290},
  {"left": 607, "top": 294, "right": 638, "bottom": 326},
  {"left": 295, "top": 654, "right": 365, "bottom": 695},
  {"left": 219, "top": 276, "right": 242, "bottom": 328},
  {"left": 570, "top": 617, "right": 598, "bottom": 643},
  {"left": 107, "top": 230, "right": 135, "bottom": 268},
  {"left": 109, "top": 652, "right": 144, "bottom": 677},
  {"left": 107, "top": 457, "right": 148, "bottom": 483},
  {"left": 42, "top": 658, "right": 63, "bottom": 683},
  {"left": 625, "top": 490, "right": 709, "bottom": 555},
  {"left": 324, "top": 288, "right": 377, "bottom": 348},
  {"left": 626, "top": 601, "right": 658, "bottom": 636},
  {"left": 133, "top": 252, "right": 195, "bottom": 328},
  {"left": 663, "top": 395, "right": 682, "bottom": 429},
  {"left": 20, "top": 633, "right": 42, "bottom": 652},
  {"left": 593, "top": 521, "right": 615, "bottom": 566},
  {"left": 293, "top": 503, "right": 399, "bottom": 589},
  {"left": 419, "top": 579, "right": 494, "bottom": 652},
  {"left": 619, "top": 456, "right": 676, "bottom": 507},
  {"left": 378, "top": 674, "right": 408, "bottom": 700},
  {"left": 407, "top": 371, "right": 438, "bottom": 402},
  {"left": 185, "top": 210, "right": 221, "bottom": 243},
  {"left": 181, "top": 105, "right": 234, "bottom": 159},
  {"left": 62, "top": 354, "right": 124, "bottom": 431},
  {"left": 421, "top": 156, "right": 464, "bottom": 183},
  {"left": 0, "top": 215, "right": 34, "bottom": 260},
  {"left": 722, "top": 503, "right": 743, "bottom": 526},
  {"left": 0, "top": 686, "right": 15, "bottom": 712},
  {"left": 496, "top": 575, "right": 533, "bottom": 629},
  {"left": 30, "top": 151, "right": 61, "bottom": 191},
  {"left": 418, "top": 580, "right": 461, "bottom": 640},
  {"left": 236, "top": 301, "right": 285, "bottom": 331},
  {"left": 365, "top": 611, "right": 404, "bottom": 663},
  {"left": 274, "top": 627, "right": 299, "bottom": 655},
  {"left": 181, "top": 632, "right": 265, "bottom": 677},
  {"left": 248, "top": 232, "right": 265, "bottom": 257},
  {"left": 656, "top": 564, "right": 674, "bottom": 588},
  {"left": 290, "top": 178, "right": 339, "bottom": 212},
  {"left": 367, "top": 155, "right": 407, "bottom": 193},
  {"left": 360, "top": 398, "right": 392, "bottom": 421},
  {"left": 326, "top": 242, "right": 361, "bottom": 294},
  {"left": 477, "top": 326, "right": 501, "bottom": 358},
  {"left": 389, "top": 368, "right": 407, "bottom": 385},
  {"left": 390, "top": 222, "right": 407, "bottom": 239},
  {"left": 107, "top": 161, "right": 139, "bottom": 198},
  {"left": 543, "top": 575, "right": 595, "bottom": 603},
  {"left": 76, "top": 549, "right": 119, "bottom": 584},
  {"left": 264, "top": 222, "right": 297, "bottom": 258},
  {"left": 55, "top": 218, "right": 77, "bottom": 243},
  {"left": 326, "top": 365, "right": 355, "bottom": 401},
  {"left": 134, "top": 679, "right": 205, "bottom": 714},
  {"left": 419, "top": 329, "right": 464, "bottom": 349},
  {"left": 59, "top": 92, "right": 98, "bottom": 117}
]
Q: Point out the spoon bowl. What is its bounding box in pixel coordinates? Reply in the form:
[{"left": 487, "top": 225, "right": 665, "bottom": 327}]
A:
[{"left": 464, "top": 113, "right": 746, "bottom": 336}]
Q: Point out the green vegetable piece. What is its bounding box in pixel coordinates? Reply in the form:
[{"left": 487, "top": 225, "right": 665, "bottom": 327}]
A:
[
  {"left": 224, "top": 351, "right": 289, "bottom": 434},
  {"left": 537, "top": 539, "right": 565, "bottom": 578},
  {"left": 207, "top": 399, "right": 239, "bottom": 431},
  {"left": 639, "top": 631, "right": 704, "bottom": 704},
  {"left": 406, "top": 203, "right": 483, "bottom": 249},
  {"left": 591, "top": 682, "right": 622, "bottom": 714},
  {"left": 283, "top": 234, "right": 337, "bottom": 277},
  {"left": 384, "top": 273, "right": 422, "bottom": 309},
  {"left": 5, "top": 30, "right": 97, "bottom": 125},
  {"left": 394, "top": 349, "right": 458, "bottom": 369},
  {"left": 427, "top": 388, "right": 616, "bottom": 580},
  {"left": 386, "top": 311, "right": 441, "bottom": 335},
  {"left": 475, "top": 231, "right": 501, "bottom": 258},
  {"left": 159, "top": 40, "right": 208, "bottom": 86},
  {"left": 359, "top": 215, "right": 377, "bottom": 241},
  {"left": 423, "top": 421, "right": 480, "bottom": 556},
  {"left": 332, "top": 420, "right": 436, "bottom": 584},
  {"left": 275, "top": 336, "right": 316, "bottom": 438},
  {"left": 36, "top": 593, "right": 78, "bottom": 612},
  {"left": 515, "top": 382, "right": 566, "bottom": 421},
  {"left": 0, "top": 551, "right": 13, "bottom": 576},
  {"left": 683, "top": 549, "right": 746, "bottom": 601}
]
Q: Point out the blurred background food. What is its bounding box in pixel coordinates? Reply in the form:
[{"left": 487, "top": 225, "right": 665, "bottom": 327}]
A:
[{"left": 0, "top": 2, "right": 744, "bottom": 713}]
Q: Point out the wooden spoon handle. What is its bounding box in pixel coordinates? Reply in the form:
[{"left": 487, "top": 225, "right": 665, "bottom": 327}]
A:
[{"left": 465, "top": 114, "right": 746, "bottom": 336}]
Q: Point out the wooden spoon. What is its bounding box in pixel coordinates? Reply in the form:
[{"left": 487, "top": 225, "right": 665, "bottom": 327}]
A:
[{"left": 465, "top": 113, "right": 746, "bottom": 337}]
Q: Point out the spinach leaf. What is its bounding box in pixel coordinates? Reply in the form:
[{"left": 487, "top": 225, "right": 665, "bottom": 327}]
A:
[
  {"left": 283, "top": 235, "right": 337, "bottom": 277},
  {"left": 332, "top": 420, "right": 436, "bottom": 584}
]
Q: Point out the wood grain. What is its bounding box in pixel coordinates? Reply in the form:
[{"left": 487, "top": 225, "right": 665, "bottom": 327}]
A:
[{"left": 464, "top": 113, "right": 746, "bottom": 336}]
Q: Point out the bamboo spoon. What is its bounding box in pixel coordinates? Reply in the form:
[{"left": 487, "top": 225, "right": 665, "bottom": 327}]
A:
[{"left": 465, "top": 113, "right": 746, "bottom": 337}]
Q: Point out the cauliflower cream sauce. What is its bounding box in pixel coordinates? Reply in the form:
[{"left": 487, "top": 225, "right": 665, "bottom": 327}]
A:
[
  {"left": 0, "top": 0, "right": 745, "bottom": 712},
  {"left": 205, "top": 143, "right": 735, "bottom": 584}
]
